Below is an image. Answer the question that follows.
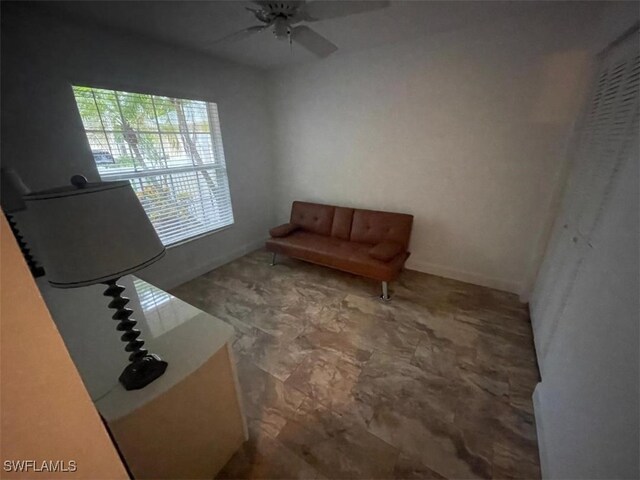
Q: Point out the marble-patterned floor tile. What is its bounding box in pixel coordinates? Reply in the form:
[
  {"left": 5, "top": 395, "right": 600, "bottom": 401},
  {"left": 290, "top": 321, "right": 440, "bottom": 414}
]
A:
[
  {"left": 347, "top": 352, "right": 493, "bottom": 479},
  {"left": 456, "top": 358, "right": 510, "bottom": 399},
  {"left": 411, "top": 339, "right": 467, "bottom": 379},
  {"left": 173, "top": 249, "right": 541, "bottom": 479},
  {"left": 285, "top": 349, "right": 362, "bottom": 411},
  {"left": 393, "top": 452, "right": 447, "bottom": 479},
  {"left": 507, "top": 364, "right": 540, "bottom": 387},
  {"left": 492, "top": 441, "right": 541, "bottom": 480},
  {"left": 450, "top": 290, "right": 529, "bottom": 323},
  {"left": 234, "top": 359, "right": 308, "bottom": 438},
  {"left": 454, "top": 391, "right": 538, "bottom": 475},
  {"left": 341, "top": 293, "right": 396, "bottom": 316},
  {"left": 277, "top": 397, "right": 399, "bottom": 479},
  {"left": 455, "top": 311, "right": 533, "bottom": 338},
  {"left": 207, "top": 276, "right": 274, "bottom": 308},
  {"left": 507, "top": 365, "right": 539, "bottom": 414},
  {"left": 393, "top": 270, "right": 528, "bottom": 325},
  {"left": 216, "top": 432, "right": 324, "bottom": 480},
  {"left": 334, "top": 295, "right": 425, "bottom": 363},
  {"left": 453, "top": 382, "right": 510, "bottom": 441},
  {"left": 473, "top": 335, "right": 538, "bottom": 378},
  {"left": 302, "top": 303, "right": 344, "bottom": 333},
  {"left": 294, "top": 328, "right": 374, "bottom": 367},
  {"left": 366, "top": 406, "right": 492, "bottom": 479},
  {"left": 507, "top": 384, "right": 535, "bottom": 415},
  {"left": 287, "top": 281, "right": 350, "bottom": 311},
  {"left": 354, "top": 351, "right": 458, "bottom": 425},
  {"left": 242, "top": 306, "right": 308, "bottom": 342},
  {"left": 493, "top": 402, "right": 539, "bottom": 449},
  {"left": 390, "top": 302, "right": 481, "bottom": 355},
  {"left": 398, "top": 418, "right": 493, "bottom": 479},
  {"left": 234, "top": 327, "right": 313, "bottom": 382}
]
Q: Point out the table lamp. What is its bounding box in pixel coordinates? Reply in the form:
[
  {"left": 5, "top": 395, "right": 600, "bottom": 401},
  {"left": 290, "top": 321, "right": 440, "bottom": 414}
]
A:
[
  {"left": 1, "top": 168, "right": 45, "bottom": 277},
  {"left": 24, "top": 175, "right": 168, "bottom": 390}
]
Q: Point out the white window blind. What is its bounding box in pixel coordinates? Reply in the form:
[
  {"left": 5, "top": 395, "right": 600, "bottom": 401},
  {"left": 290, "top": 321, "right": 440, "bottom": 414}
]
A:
[{"left": 72, "top": 86, "right": 234, "bottom": 246}]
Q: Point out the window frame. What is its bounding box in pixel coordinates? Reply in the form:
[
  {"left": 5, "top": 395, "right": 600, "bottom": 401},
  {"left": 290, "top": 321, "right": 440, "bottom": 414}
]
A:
[{"left": 70, "top": 82, "right": 235, "bottom": 248}]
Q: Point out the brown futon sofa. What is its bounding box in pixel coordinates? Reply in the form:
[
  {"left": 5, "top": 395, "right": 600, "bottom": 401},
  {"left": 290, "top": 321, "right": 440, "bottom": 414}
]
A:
[{"left": 266, "top": 201, "right": 413, "bottom": 300}]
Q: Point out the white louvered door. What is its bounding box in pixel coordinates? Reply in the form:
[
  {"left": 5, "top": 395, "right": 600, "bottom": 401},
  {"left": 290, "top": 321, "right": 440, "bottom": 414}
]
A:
[{"left": 531, "top": 30, "right": 640, "bottom": 372}]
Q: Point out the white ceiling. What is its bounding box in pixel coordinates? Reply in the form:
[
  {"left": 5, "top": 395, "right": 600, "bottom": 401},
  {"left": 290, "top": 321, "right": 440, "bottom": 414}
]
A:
[{"left": 45, "top": 0, "right": 605, "bottom": 69}]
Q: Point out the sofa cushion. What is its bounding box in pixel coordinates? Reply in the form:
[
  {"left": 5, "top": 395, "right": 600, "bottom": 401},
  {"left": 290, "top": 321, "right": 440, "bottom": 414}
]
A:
[
  {"left": 331, "top": 207, "right": 354, "bottom": 240},
  {"left": 269, "top": 223, "right": 300, "bottom": 238},
  {"left": 350, "top": 209, "right": 413, "bottom": 249},
  {"left": 290, "top": 201, "right": 335, "bottom": 236},
  {"left": 266, "top": 231, "right": 408, "bottom": 281},
  {"left": 369, "top": 242, "right": 404, "bottom": 262}
]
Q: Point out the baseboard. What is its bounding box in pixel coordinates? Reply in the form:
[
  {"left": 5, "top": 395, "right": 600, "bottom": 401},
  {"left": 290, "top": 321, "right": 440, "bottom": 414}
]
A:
[
  {"left": 518, "top": 287, "right": 532, "bottom": 304},
  {"left": 405, "top": 257, "right": 522, "bottom": 294},
  {"left": 143, "top": 238, "right": 266, "bottom": 291},
  {"left": 532, "top": 383, "right": 549, "bottom": 479},
  {"left": 151, "top": 243, "right": 522, "bottom": 294}
]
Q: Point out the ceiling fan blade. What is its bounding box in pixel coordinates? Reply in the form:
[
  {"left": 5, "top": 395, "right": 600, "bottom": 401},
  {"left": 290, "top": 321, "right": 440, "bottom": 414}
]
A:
[
  {"left": 214, "top": 25, "right": 268, "bottom": 44},
  {"left": 301, "top": 0, "right": 389, "bottom": 22},
  {"left": 291, "top": 25, "right": 338, "bottom": 58}
]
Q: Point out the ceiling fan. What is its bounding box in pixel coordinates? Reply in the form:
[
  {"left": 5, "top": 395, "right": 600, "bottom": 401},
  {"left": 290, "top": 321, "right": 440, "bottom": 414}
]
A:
[{"left": 217, "top": 0, "right": 390, "bottom": 58}]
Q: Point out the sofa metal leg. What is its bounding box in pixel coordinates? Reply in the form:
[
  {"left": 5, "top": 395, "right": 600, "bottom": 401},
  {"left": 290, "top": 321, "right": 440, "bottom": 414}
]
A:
[
  {"left": 270, "top": 252, "right": 277, "bottom": 266},
  {"left": 380, "top": 281, "right": 391, "bottom": 301}
]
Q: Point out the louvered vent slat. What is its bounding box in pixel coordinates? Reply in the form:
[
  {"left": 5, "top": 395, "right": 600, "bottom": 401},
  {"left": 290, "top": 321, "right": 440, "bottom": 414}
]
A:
[{"left": 576, "top": 37, "right": 640, "bottom": 237}]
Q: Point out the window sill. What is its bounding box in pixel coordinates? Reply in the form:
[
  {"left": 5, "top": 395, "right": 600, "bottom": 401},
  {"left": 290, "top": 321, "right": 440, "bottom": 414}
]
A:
[{"left": 165, "top": 223, "right": 234, "bottom": 249}]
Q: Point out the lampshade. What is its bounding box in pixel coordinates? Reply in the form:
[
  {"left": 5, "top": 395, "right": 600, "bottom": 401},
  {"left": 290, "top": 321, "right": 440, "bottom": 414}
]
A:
[
  {"left": 1, "top": 168, "right": 29, "bottom": 213},
  {"left": 24, "top": 177, "right": 165, "bottom": 288}
]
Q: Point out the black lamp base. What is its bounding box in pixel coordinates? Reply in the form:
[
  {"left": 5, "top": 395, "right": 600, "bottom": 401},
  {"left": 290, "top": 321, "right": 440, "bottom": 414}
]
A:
[
  {"left": 31, "top": 265, "right": 45, "bottom": 277},
  {"left": 5, "top": 212, "right": 45, "bottom": 278},
  {"left": 119, "top": 354, "right": 168, "bottom": 391},
  {"left": 104, "top": 279, "right": 169, "bottom": 391}
]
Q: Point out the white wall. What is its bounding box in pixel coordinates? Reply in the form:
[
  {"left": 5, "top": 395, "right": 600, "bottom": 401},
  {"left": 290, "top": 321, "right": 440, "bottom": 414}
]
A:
[
  {"left": 1, "top": 5, "right": 274, "bottom": 290},
  {"left": 268, "top": 8, "right": 598, "bottom": 294}
]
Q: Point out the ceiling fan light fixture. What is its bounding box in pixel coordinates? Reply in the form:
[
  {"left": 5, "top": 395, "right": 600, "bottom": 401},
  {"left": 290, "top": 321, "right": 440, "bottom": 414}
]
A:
[
  {"left": 216, "top": 1, "right": 390, "bottom": 58},
  {"left": 273, "top": 17, "right": 290, "bottom": 39}
]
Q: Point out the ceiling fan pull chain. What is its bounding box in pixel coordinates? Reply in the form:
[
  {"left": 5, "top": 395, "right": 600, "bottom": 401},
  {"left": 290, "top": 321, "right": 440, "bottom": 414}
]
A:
[{"left": 289, "top": 31, "right": 293, "bottom": 57}]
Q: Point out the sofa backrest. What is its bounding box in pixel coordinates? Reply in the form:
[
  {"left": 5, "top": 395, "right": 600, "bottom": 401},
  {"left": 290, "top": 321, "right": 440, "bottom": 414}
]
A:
[
  {"left": 350, "top": 209, "right": 413, "bottom": 249},
  {"left": 331, "top": 207, "right": 354, "bottom": 240},
  {"left": 290, "top": 201, "right": 335, "bottom": 235},
  {"left": 290, "top": 201, "right": 413, "bottom": 249}
]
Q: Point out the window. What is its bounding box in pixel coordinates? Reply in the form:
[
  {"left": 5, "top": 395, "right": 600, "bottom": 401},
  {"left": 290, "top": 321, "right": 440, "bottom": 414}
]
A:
[{"left": 72, "top": 86, "right": 234, "bottom": 246}]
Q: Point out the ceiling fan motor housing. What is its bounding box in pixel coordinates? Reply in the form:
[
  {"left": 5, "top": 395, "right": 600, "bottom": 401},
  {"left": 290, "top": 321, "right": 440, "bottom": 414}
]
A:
[
  {"left": 257, "top": 1, "right": 303, "bottom": 39},
  {"left": 262, "top": 2, "right": 302, "bottom": 15}
]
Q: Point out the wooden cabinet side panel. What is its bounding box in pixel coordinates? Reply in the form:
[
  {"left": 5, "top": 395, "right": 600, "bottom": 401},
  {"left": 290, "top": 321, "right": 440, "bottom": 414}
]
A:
[
  {"left": 109, "top": 346, "right": 246, "bottom": 479},
  {"left": 0, "top": 214, "right": 128, "bottom": 479}
]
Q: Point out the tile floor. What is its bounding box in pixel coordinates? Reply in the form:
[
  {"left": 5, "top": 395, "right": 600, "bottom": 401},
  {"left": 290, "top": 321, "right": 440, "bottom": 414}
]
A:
[{"left": 170, "top": 249, "right": 541, "bottom": 479}]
